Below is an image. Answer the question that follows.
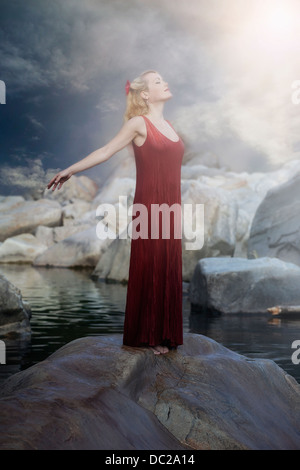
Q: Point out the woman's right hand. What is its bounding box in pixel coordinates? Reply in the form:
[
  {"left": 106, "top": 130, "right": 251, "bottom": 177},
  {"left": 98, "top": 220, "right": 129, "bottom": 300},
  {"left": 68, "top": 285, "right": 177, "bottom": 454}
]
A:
[{"left": 47, "top": 168, "right": 73, "bottom": 192}]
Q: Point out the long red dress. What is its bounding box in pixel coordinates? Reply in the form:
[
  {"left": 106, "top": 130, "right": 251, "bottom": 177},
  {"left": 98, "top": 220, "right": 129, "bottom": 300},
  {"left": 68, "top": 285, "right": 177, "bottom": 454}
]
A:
[{"left": 123, "top": 115, "right": 184, "bottom": 348}]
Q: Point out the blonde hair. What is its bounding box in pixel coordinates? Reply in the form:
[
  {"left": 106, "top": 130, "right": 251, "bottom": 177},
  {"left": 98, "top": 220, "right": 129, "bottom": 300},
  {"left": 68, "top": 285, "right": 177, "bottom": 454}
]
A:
[{"left": 123, "top": 70, "right": 157, "bottom": 121}]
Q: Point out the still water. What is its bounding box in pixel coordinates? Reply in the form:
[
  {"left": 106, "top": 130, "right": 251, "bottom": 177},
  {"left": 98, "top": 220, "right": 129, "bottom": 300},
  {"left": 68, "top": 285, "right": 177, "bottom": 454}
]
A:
[{"left": 1, "top": 264, "right": 300, "bottom": 384}]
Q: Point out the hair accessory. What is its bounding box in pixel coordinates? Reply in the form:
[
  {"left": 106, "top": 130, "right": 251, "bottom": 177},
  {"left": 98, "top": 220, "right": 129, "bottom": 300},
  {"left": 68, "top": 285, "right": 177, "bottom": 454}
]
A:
[{"left": 125, "top": 80, "right": 131, "bottom": 95}]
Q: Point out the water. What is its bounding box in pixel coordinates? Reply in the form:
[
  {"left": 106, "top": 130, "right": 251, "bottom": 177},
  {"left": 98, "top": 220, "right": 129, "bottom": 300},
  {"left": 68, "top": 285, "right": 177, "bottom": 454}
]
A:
[{"left": 1, "top": 264, "right": 300, "bottom": 384}]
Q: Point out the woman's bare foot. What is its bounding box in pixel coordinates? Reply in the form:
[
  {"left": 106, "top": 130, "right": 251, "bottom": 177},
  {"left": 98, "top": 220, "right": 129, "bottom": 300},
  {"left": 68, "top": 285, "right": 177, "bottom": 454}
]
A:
[
  {"left": 150, "top": 347, "right": 161, "bottom": 355},
  {"left": 150, "top": 345, "right": 169, "bottom": 355}
]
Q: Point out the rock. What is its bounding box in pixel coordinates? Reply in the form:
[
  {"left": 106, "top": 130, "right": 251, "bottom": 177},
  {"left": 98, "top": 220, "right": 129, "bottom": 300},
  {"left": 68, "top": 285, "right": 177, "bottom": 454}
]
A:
[
  {"left": 0, "top": 199, "right": 62, "bottom": 242},
  {"left": 248, "top": 171, "right": 300, "bottom": 266},
  {"left": 189, "top": 256, "right": 300, "bottom": 314},
  {"left": 0, "top": 333, "right": 300, "bottom": 450},
  {"left": 180, "top": 159, "right": 300, "bottom": 264},
  {"left": 268, "top": 305, "right": 300, "bottom": 316},
  {"left": 43, "top": 175, "right": 98, "bottom": 203},
  {"left": 52, "top": 224, "right": 92, "bottom": 243},
  {"left": 92, "top": 177, "right": 135, "bottom": 205},
  {"left": 72, "top": 208, "right": 109, "bottom": 229},
  {"left": 34, "top": 223, "right": 96, "bottom": 248},
  {"left": 61, "top": 199, "right": 92, "bottom": 221},
  {"left": 181, "top": 180, "right": 239, "bottom": 280},
  {"left": 34, "top": 226, "right": 55, "bottom": 247},
  {"left": 0, "top": 274, "right": 31, "bottom": 336},
  {"left": 92, "top": 228, "right": 131, "bottom": 283},
  {"left": 0, "top": 233, "right": 47, "bottom": 263},
  {"left": 33, "top": 225, "right": 114, "bottom": 268},
  {"left": 0, "top": 196, "right": 25, "bottom": 212}
]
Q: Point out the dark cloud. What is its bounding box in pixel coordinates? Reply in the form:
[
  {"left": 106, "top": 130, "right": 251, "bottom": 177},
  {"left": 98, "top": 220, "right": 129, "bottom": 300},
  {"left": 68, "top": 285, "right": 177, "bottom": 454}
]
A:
[{"left": 0, "top": 157, "right": 58, "bottom": 199}]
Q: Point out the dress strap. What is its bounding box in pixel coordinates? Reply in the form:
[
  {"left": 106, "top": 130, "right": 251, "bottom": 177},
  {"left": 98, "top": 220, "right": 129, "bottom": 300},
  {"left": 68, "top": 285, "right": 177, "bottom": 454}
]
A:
[
  {"left": 142, "top": 115, "right": 180, "bottom": 141},
  {"left": 166, "top": 119, "right": 175, "bottom": 130}
]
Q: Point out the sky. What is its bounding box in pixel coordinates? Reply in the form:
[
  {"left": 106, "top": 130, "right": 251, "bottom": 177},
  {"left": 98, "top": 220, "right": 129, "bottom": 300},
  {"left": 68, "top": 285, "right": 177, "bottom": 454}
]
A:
[{"left": 0, "top": 0, "right": 300, "bottom": 198}]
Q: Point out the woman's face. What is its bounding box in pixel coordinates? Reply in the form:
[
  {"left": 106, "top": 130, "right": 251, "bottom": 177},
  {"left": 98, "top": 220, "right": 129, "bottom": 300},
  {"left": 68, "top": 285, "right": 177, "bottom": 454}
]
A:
[{"left": 143, "top": 72, "right": 172, "bottom": 104}]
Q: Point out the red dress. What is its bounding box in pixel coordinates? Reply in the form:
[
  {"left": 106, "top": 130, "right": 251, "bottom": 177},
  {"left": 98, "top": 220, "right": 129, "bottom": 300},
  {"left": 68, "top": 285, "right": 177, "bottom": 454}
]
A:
[{"left": 123, "top": 115, "right": 184, "bottom": 348}]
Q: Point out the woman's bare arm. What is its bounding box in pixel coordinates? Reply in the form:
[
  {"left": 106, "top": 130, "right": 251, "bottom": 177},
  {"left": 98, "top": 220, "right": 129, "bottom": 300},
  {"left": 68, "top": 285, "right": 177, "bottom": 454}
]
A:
[{"left": 47, "top": 116, "right": 143, "bottom": 191}]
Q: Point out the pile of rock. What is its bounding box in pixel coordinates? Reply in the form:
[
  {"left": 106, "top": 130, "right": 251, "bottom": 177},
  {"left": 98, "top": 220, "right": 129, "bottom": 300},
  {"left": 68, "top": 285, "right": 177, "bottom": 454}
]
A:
[{"left": 0, "top": 158, "right": 299, "bottom": 283}]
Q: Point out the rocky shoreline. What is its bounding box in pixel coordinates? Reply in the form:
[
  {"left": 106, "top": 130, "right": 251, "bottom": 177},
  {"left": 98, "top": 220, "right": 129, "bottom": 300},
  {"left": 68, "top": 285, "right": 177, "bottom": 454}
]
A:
[
  {"left": 1, "top": 158, "right": 300, "bottom": 336},
  {"left": 0, "top": 158, "right": 299, "bottom": 283}
]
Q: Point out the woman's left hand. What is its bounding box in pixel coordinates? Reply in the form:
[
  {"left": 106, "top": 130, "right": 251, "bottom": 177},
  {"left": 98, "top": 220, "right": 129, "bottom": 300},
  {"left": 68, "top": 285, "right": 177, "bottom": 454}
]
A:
[{"left": 47, "top": 168, "right": 73, "bottom": 192}]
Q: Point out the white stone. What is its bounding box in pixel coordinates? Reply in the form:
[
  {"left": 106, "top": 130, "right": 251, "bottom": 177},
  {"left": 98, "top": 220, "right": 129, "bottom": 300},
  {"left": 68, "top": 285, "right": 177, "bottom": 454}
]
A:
[{"left": 0, "top": 233, "right": 48, "bottom": 263}]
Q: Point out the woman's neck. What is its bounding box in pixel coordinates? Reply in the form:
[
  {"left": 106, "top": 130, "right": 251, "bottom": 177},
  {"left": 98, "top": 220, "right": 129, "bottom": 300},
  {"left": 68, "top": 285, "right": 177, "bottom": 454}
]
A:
[{"left": 146, "top": 101, "right": 165, "bottom": 123}]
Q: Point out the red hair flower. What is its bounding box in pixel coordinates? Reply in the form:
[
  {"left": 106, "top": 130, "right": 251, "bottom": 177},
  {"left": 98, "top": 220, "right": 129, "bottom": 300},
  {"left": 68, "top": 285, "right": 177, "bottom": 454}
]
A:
[{"left": 125, "top": 80, "right": 131, "bottom": 95}]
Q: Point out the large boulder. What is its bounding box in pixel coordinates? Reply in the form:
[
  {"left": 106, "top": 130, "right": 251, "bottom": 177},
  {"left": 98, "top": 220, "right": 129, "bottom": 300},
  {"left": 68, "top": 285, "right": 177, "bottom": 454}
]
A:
[
  {"left": 61, "top": 199, "right": 93, "bottom": 224},
  {"left": 189, "top": 256, "right": 300, "bottom": 314},
  {"left": 0, "top": 196, "right": 25, "bottom": 212},
  {"left": 0, "top": 274, "right": 31, "bottom": 335},
  {"left": 92, "top": 228, "right": 132, "bottom": 283},
  {"left": 33, "top": 225, "right": 115, "bottom": 268},
  {"left": 0, "top": 199, "right": 62, "bottom": 242},
  {"left": 248, "top": 171, "right": 300, "bottom": 266},
  {"left": 0, "top": 233, "right": 47, "bottom": 263},
  {"left": 0, "top": 333, "right": 299, "bottom": 450},
  {"left": 181, "top": 180, "right": 238, "bottom": 280}
]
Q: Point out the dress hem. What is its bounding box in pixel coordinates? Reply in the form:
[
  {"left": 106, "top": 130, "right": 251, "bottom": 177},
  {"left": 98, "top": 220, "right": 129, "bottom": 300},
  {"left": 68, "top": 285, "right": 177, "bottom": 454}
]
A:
[{"left": 123, "top": 338, "right": 183, "bottom": 349}]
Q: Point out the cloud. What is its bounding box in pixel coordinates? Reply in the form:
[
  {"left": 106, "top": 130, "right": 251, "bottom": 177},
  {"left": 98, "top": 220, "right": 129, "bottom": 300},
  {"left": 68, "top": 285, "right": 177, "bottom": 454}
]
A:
[
  {"left": 26, "top": 115, "right": 45, "bottom": 130},
  {"left": 0, "top": 0, "right": 205, "bottom": 95},
  {"left": 173, "top": 73, "right": 297, "bottom": 170},
  {"left": 1, "top": 0, "right": 299, "bottom": 179},
  {"left": 155, "top": 0, "right": 300, "bottom": 169},
  {"left": 0, "top": 157, "right": 59, "bottom": 199}
]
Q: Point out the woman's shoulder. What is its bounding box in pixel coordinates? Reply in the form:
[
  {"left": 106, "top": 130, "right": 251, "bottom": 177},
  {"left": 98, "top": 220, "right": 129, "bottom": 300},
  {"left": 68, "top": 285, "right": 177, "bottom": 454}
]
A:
[
  {"left": 126, "top": 115, "right": 146, "bottom": 133},
  {"left": 127, "top": 115, "right": 145, "bottom": 125}
]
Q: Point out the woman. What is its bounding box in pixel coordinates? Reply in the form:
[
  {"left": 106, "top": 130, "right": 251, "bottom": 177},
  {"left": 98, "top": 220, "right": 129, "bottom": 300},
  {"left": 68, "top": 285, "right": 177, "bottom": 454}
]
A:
[{"left": 47, "top": 70, "right": 184, "bottom": 355}]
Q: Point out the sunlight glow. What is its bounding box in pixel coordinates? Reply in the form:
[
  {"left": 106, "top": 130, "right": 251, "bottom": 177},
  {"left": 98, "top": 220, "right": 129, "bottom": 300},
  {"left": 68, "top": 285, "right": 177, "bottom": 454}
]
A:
[
  {"left": 266, "top": 5, "right": 295, "bottom": 35},
  {"left": 233, "top": 1, "right": 298, "bottom": 61}
]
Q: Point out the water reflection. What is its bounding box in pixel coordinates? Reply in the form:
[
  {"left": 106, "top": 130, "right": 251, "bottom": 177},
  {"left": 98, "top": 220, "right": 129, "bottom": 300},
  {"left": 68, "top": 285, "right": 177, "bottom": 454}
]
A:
[
  {"left": 0, "top": 264, "right": 128, "bottom": 382},
  {"left": 0, "top": 264, "right": 300, "bottom": 384},
  {"left": 190, "top": 311, "right": 300, "bottom": 382}
]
